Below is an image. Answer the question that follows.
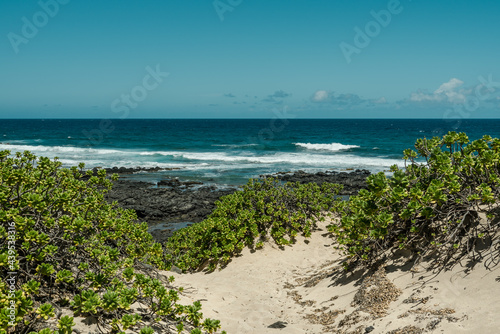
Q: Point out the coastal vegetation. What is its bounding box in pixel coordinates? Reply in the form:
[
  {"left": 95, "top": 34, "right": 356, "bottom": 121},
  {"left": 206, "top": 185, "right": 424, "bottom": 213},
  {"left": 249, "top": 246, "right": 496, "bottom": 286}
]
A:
[
  {"left": 329, "top": 132, "right": 500, "bottom": 268},
  {"left": 0, "top": 151, "right": 223, "bottom": 334},
  {"left": 165, "top": 131, "right": 500, "bottom": 272},
  {"left": 164, "top": 178, "right": 343, "bottom": 272},
  {"left": 2, "top": 131, "right": 500, "bottom": 332}
]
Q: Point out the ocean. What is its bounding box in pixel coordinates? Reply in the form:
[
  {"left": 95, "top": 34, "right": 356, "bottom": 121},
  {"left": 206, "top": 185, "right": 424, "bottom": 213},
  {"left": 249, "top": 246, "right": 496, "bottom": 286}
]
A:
[{"left": 1, "top": 119, "right": 500, "bottom": 186}]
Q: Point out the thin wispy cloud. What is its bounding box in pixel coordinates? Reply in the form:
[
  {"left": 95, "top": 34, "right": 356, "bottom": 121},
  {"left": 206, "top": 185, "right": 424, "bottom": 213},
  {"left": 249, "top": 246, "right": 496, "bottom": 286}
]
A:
[
  {"left": 310, "top": 90, "right": 366, "bottom": 107},
  {"left": 262, "top": 90, "right": 291, "bottom": 103},
  {"left": 370, "top": 97, "right": 387, "bottom": 104}
]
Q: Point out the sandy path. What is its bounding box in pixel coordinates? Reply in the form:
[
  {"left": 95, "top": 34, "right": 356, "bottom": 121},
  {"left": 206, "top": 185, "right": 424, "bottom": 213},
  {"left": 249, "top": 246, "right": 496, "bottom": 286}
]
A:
[{"left": 170, "top": 220, "right": 500, "bottom": 333}]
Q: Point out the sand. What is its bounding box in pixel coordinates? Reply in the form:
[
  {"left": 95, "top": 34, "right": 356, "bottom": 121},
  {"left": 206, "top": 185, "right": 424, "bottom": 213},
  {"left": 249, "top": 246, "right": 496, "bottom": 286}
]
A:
[
  {"left": 170, "top": 219, "right": 500, "bottom": 333},
  {"left": 60, "top": 218, "right": 500, "bottom": 334}
]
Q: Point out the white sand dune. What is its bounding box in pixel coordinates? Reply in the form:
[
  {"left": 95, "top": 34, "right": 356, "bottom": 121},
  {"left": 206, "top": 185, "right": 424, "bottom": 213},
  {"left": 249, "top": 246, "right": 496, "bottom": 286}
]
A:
[{"left": 170, "top": 220, "right": 500, "bottom": 333}]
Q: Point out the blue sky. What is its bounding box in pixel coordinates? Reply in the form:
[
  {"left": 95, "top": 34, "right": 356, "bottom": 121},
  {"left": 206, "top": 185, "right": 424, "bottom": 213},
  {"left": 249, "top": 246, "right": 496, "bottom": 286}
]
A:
[{"left": 1, "top": 0, "right": 500, "bottom": 118}]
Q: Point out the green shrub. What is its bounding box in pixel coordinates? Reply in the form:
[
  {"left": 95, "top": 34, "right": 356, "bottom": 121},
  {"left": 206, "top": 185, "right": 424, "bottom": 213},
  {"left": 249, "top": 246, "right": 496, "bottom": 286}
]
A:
[
  {"left": 165, "top": 178, "right": 342, "bottom": 271},
  {"left": 329, "top": 132, "right": 500, "bottom": 268},
  {"left": 0, "top": 151, "right": 222, "bottom": 333}
]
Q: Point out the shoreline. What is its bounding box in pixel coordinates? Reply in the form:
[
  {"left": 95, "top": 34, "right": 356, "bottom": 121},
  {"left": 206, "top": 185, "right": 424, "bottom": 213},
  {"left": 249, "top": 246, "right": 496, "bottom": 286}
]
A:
[
  {"left": 6, "top": 145, "right": 500, "bottom": 333},
  {"left": 104, "top": 168, "right": 371, "bottom": 243}
]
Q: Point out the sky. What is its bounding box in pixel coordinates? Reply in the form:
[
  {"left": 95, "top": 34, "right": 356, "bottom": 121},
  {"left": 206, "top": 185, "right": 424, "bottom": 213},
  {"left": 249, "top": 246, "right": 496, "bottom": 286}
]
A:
[{"left": 1, "top": 0, "right": 500, "bottom": 118}]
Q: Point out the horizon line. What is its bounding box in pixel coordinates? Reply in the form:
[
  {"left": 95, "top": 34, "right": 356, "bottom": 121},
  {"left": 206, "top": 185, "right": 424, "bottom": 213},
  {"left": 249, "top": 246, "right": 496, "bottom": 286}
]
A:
[{"left": 2, "top": 117, "right": 500, "bottom": 120}]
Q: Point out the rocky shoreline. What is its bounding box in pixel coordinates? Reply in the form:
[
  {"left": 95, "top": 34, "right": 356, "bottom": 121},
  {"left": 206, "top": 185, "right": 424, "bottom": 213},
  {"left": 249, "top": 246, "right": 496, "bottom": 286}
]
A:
[
  {"left": 104, "top": 168, "right": 371, "bottom": 243},
  {"left": 265, "top": 169, "right": 370, "bottom": 195}
]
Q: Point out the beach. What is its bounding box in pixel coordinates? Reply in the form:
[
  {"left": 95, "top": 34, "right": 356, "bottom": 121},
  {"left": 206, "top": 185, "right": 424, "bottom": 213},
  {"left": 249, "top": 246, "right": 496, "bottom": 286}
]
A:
[
  {"left": 101, "top": 168, "right": 500, "bottom": 333},
  {"left": 5, "top": 1, "right": 500, "bottom": 332},
  {"left": 59, "top": 215, "right": 500, "bottom": 333},
  {"left": 168, "top": 218, "right": 500, "bottom": 333},
  {"left": 3, "top": 119, "right": 500, "bottom": 333}
]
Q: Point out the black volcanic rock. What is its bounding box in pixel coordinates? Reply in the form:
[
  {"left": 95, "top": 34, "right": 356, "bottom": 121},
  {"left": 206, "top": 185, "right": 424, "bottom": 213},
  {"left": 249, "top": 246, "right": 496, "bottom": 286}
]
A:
[
  {"left": 106, "top": 180, "right": 235, "bottom": 226},
  {"left": 264, "top": 169, "right": 370, "bottom": 195},
  {"left": 88, "top": 166, "right": 182, "bottom": 176},
  {"left": 105, "top": 169, "right": 370, "bottom": 244},
  {"left": 157, "top": 178, "right": 203, "bottom": 188}
]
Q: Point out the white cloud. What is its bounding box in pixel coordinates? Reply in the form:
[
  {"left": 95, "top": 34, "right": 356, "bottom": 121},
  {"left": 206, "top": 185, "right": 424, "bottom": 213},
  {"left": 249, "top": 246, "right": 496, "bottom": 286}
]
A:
[
  {"left": 409, "top": 91, "right": 441, "bottom": 102},
  {"left": 434, "top": 78, "right": 466, "bottom": 103},
  {"left": 435, "top": 78, "right": 463, "bottom": 93},
  {"left": 311, "top": 90, "right": 329, "bottom": 102},
  {"left": 409, "top": 78, "right": 466, "bottom": 104}
]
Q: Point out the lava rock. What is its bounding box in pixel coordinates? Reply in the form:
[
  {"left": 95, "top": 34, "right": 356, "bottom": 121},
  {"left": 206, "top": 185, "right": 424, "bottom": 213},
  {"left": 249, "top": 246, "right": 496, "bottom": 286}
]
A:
[
  {"left": 158, "top": 178, "right": 204, "bottom": 188},
  {"left": 106, "top": 169, "right": 371, "bottom": 244},
  {"left": 106, "top": 180, "right": 236, "bottom": 228},
  {"left": 265, "top": 169, "right": 370, "bottom": 195}
]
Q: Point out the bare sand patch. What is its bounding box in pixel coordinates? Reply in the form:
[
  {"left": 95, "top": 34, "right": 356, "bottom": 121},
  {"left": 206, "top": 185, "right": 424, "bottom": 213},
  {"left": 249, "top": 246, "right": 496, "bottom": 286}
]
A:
[{"left": 169, "top": 219, "right": 500, "bottom": 333}]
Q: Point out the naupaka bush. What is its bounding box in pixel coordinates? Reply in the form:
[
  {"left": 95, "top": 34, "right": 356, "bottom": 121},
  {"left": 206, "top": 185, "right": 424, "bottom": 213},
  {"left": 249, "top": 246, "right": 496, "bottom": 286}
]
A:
[
  {"left": 165, "top": 178, "right": 343, "bottom": 272},
  {"left": 0, "top": 151, "right": 223, "bottom": 334},
  {"left": 329, "top": 132, "right": 500, "bottom": 268}
]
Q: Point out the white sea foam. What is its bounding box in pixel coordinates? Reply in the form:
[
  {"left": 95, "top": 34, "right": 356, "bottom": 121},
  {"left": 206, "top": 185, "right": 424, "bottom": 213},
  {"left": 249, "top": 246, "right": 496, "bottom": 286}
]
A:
[
  {"left": 212, "top": 144, "right": 259, "bottom": 148},
  {"left": 175, "top": 151, "right": 403, "bottom": 169},
  {"left": 139, "top": 151, "right": 176, "bottom": 156},
  {"left": 0, "top": 143, "right": 403, "bottom": 173},
  {"left": 294, "top": 142, "right": 360, "bottom": 151},
  {"left": 0, "top": 143, "right": 122, "bottom": 155}
]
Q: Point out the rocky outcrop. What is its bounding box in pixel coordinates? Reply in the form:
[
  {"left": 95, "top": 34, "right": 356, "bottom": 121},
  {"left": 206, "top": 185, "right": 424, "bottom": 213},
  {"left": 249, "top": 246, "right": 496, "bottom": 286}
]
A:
[
  {"left": 107, "top": 181, "right": 235, "bottom": 225},
  {"left": 105, "top": 169, "right": 371, "bottom": 243},
  {"left": 266, "top": 169, "right": 371, "bottom": 195}
]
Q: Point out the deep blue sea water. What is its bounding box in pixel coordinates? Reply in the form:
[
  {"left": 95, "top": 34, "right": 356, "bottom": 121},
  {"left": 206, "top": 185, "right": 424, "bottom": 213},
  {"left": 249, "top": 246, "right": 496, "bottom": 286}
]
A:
[{"left": 1, "top": 119, "right": 500, "bottom": 186}]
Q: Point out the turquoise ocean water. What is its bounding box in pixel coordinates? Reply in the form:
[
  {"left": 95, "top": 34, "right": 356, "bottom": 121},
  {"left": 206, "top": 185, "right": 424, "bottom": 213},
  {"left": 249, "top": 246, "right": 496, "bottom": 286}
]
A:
[{"left": 1, "top": 119, "right": 500, "bottom": 186}]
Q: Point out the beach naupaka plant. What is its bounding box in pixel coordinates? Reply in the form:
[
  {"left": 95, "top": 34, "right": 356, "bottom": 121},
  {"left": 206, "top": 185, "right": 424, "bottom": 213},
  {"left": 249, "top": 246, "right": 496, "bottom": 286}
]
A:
[
  {"left": 329, "top": 132, "right": 500, "bottom": 268},
  {"left": 164, "top": 178, "right": 343, "bottom": 272},
  {"left": 0, "top": 150, "right": 223, "bottom": 334}
]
